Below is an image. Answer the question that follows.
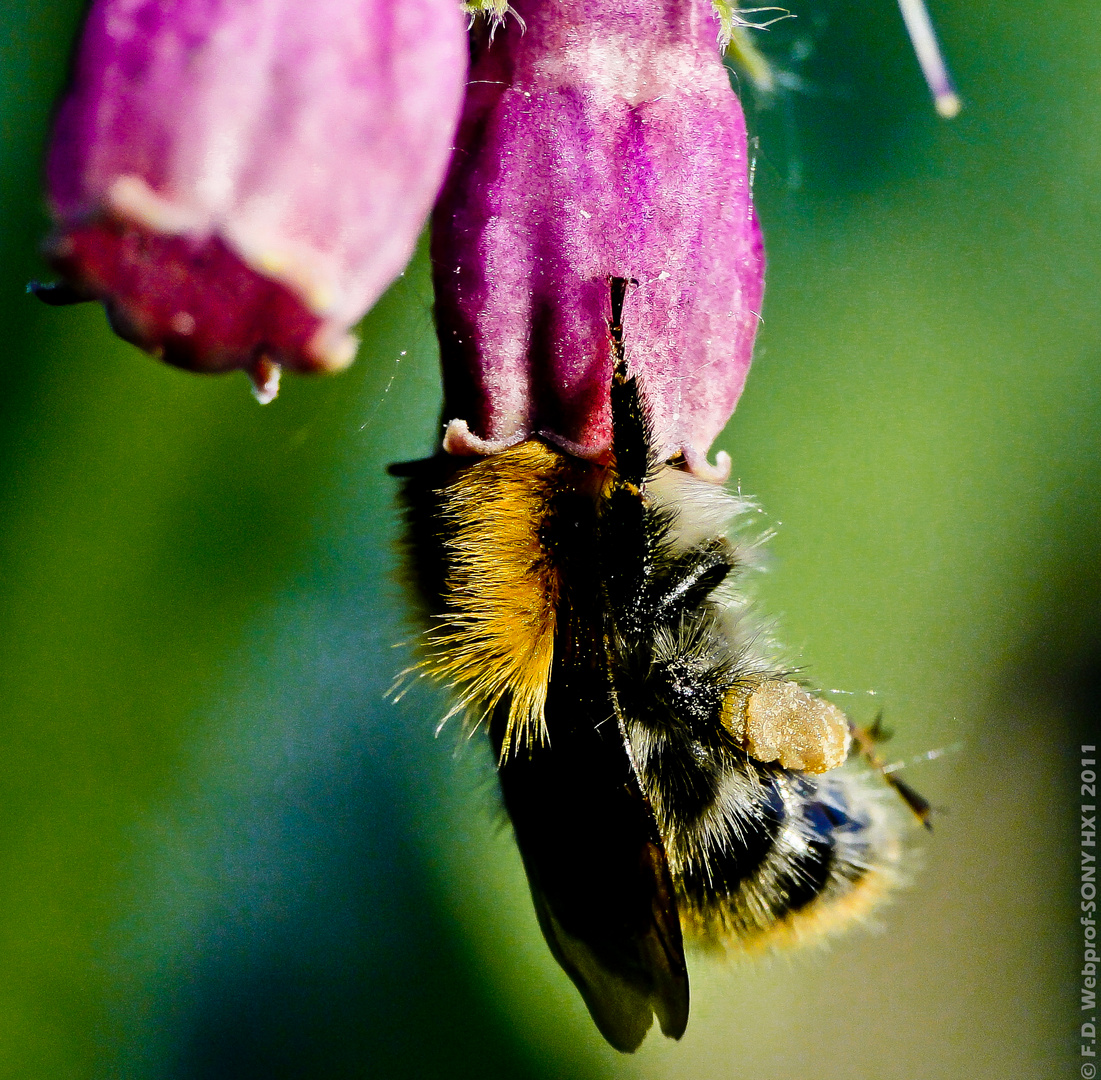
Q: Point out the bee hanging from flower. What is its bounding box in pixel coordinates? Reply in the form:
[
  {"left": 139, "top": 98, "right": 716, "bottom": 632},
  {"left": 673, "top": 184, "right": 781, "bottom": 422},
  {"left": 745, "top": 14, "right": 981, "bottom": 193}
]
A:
[{"left": 390, "top": 0, "right": 940, "bottom": 1051}]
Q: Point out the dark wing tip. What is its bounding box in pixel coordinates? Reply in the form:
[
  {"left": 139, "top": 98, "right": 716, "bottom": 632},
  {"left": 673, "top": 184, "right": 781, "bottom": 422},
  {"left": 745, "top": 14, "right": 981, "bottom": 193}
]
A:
[
  {"left": 532, "top": 893, "right": 688, "bottom": 1053},
  {"left": 527, "top": 834, "right": 689, "bottom": 1053},
  {"left": 640, "top": 840, "right": 689, "bottom": 1040}
]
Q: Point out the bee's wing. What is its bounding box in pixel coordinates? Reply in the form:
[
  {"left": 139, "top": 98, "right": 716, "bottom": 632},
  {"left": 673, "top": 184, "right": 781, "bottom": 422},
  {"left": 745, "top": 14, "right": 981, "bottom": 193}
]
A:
[
  {"left": 495, "top": 686, "right": 689, "bottom": 1053},
  {"left": 527, "top": 836, "right": 688, "bottom": 1052}
]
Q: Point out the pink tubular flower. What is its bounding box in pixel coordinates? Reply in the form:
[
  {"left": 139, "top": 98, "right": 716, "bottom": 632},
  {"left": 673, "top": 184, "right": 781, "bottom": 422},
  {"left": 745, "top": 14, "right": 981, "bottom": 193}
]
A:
[
  {"left": 432, "top": 0, "right": 765, "bottom": 476},
  {"left": 45, "top": 0, "right": 467, "bottom": 400}
]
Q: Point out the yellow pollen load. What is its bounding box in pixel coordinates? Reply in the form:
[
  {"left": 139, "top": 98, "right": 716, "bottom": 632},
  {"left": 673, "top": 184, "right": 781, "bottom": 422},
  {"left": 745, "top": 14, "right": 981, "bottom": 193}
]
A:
[
  {"left": 426, "top": 440, "right": 570, "bottom": 758},
  {"left": 722, "top": 680, "right": 852, "bottom": 774}
]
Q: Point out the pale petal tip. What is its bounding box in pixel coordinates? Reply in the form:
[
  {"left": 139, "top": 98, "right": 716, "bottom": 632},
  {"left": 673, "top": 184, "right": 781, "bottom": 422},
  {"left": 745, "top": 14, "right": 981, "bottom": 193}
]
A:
[
  {"left": 442, "top": 418, "right": 526, "bottom": 456},
  {"left": 308, "top": 327, "right": 359, "bottom": 373},
  {"left": 250, "top": 358, "right": 281, "bottom": 404},
  {"left": 107, "top": 175, "right": 205, "bottom": 235},
  {"left": 682, "top": 447, "right": 733, "bottom": 484}
]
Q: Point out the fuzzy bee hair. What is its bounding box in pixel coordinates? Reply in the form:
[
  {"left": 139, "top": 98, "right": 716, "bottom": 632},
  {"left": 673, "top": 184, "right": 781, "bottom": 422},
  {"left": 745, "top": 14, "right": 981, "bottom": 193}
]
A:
[{"left": 394, "top": 279, "right": 919, "bottom": 1053}]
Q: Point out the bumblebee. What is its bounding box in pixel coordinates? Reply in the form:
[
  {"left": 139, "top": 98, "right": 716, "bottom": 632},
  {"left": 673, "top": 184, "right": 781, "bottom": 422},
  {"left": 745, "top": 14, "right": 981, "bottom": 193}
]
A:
[{"left": 395, "top": 279, "right": 926, "bottom": 1052}]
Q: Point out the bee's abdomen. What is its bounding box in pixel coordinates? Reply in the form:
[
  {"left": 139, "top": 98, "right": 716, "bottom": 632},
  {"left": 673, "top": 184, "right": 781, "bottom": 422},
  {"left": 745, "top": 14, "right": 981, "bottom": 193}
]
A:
[{"left": 638, "top": 746, "right": 901, "bottom": 951}]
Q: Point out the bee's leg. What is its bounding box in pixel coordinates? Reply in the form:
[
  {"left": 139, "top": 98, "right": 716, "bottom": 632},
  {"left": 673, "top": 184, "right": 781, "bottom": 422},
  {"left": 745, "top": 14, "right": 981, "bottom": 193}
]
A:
[
  {"left": 849, "top": 721, "right": 935, "bottom": 829},
  {"left": 647, "top": 544, "right": 736, "bottom": 623},
  {"left": 608, "top": 544, "right": 735, "bottom": 642}
]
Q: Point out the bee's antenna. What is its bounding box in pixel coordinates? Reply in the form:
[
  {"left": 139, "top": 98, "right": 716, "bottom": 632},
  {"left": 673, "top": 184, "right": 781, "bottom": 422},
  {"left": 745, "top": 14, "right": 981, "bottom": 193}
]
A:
[
  {"left": 607, "top": 276, "right": 648, "bottom": 486},
  {"left": 608, "top": 276, "right": 633, "bottom": 373}
]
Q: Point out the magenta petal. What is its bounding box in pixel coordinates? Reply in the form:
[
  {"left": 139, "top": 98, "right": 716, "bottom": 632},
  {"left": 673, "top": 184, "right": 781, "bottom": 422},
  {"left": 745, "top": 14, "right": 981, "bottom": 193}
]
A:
[
  {"left": 47, "top": 0, "right": 467, "bottom": 392},
  {"left": 432, "top": 0, "right": 765, "bottom": 472}
]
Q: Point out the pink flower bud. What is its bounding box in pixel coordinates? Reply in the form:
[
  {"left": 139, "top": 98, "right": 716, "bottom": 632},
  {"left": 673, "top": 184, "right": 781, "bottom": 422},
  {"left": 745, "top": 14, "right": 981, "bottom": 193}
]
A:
[
  {"left": 432, "top": 0, "right": 765, "bottom": 476},
  {"left": 45, "top": 0, "right": 467, "bottom": 400}
]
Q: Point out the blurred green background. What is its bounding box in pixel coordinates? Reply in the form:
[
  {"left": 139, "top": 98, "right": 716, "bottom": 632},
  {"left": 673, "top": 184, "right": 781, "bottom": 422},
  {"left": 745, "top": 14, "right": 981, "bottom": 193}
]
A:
[{"left": 0, "top": 1, "right": 1094, "bottom": 1077}]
